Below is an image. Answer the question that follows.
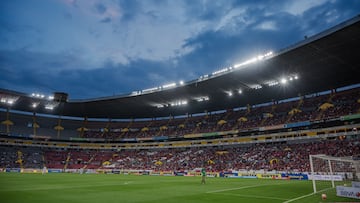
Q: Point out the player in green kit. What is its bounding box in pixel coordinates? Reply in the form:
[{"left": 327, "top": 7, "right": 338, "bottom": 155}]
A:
[{"left": 201, "top": 168, "right": 206, "bottom": 184}]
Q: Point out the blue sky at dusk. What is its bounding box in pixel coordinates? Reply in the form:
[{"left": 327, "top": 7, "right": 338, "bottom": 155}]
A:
[{"left": 1, "top": 0, "right": 359, "bottom": 99}]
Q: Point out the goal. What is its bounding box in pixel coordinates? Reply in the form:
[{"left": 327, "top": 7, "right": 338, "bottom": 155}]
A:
[{"left": 309, "top": 154, "right": 360, "bottom": 193}]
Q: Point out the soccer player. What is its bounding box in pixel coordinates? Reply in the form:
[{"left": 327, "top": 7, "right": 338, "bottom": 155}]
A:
[{"left": 201, "top": 168, "right": 206, "bottom": 184}]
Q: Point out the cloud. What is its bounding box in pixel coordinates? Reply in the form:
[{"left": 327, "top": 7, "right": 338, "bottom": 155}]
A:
[
  {"left": 100, "top": 17, "right": 111, "bottom": 23},
  {"left": 0, "top": 48, "right": 184, "bottom": 99},
  {"left": 95, "top": 3, "right": 106, "bottom": 14},
  {"left": 284, "top": 0, "right": 329, "bottom": 16},
  {"left": 254, "top": 21, "right": 277, "bottom": 31},
  {"left": 1, "top": 0, "right": 360, "bottom": 99},
  {"left": 117, "top": 0, "right": 141, "bottom": 21}
]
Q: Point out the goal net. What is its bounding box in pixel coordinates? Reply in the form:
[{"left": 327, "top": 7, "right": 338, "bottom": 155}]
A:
[{"left": 309, "top": 154, "right": 360, "bottom": 193}]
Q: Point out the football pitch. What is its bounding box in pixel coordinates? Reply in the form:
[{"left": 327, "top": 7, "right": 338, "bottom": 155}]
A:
[{"left": 0, "top": 173, "right": 355, "bottom": 203}]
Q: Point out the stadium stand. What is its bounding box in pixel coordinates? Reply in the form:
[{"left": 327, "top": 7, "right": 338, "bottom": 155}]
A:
[
  {"left": 0, "top": 16, "right": 360, "bottom": 178},
  {"left": 0, "top": 137, "right": 358, "bottom": 173}
]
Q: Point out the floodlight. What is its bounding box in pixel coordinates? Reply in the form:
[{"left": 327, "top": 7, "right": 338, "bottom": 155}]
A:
[
  {"left": 179, "top": 80, "right": 184, "bottom": 85},
  {"left": 162, "top": 83, "right": 176, "bottom": 89},
  {"left": 31, "top": 103, "right": 38, "bottom": 108},
  {"left": 238, "top": 89, "right": 242, "bottom": 94},
  {"left": 44, "top": 101, "right": 59, "bottom": 110},
  {"left": 281, "top": 78, "right": 287, "bottom": 84},
  {"left": 253, "top": 85, "right": 262, "bottom": 89},
  {"left": 155, "top": 104, "right": 164, "bottom": 108},
  {"left": 45, "top": 105, "right": 54, "bottom": 110},
  {"left": 227, "top": 91, "right": 233, "bottom": 96},
  {"left": 294, "top": 75, "right": 299, "bottom": 79},
  {"left": 195, "top": 96, "right": 209, "bottom": 102},
  {"left": 0, "top": 96, "right": 19, "bottom": 105}
]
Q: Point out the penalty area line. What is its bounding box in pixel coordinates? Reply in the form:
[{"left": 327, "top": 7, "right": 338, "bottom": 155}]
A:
[
  {"left": 206, "top": 182, "right": 290, "bottom": 194},
  {"left": 214, "top": 192, "right": 288, "bottom": 201}
]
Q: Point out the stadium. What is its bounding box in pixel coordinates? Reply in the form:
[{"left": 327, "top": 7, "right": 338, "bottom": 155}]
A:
[{"left": 1, "top": 12, "right": 360, "bottom": 203}]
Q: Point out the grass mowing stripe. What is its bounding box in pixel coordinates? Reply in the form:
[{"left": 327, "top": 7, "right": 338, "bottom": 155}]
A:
[
  {"left": 211, "top": 192, "right": 289, "bottom": 201},
  {"left": 1, "top": 173, "right": 355, "bottom": 203},
  {"left": 0, "top": 181, "right": 134, "bottom": 191}
]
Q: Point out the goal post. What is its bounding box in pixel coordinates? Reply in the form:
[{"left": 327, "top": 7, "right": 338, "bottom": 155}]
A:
[{"left": 309, "top": 154, "right": 359, "bottom": 193}]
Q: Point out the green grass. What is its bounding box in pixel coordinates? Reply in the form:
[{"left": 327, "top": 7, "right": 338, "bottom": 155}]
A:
[{"left": 0, "top": 173, "right": 356, "bottom": 203}]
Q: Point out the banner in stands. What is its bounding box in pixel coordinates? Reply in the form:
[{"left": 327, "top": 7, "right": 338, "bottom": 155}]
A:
[
  {"left": 22, "top": 169, "right": 42, "bottom": 173},
  {"left": 150, "top": 171, "right": 161, "bottom": 176},
  {"left": 161, "top": 171, "right": 174, "bottom": 176},
  {"left": 202, "top": 132, "right": 220, "bottom": 137},
  {"left": 281, "top": 173, "right": 309, "bottom": 180},
  {"left": 184, "top": 130, "right": 238, "bottom": 139},
  {"left": 121, "top": 138, "right": 137, "bottom": 142},
  {"left": 256, "top": 174, "right": 282, "bottom": 179},
  {"left": 308, "top": 174, "right": 343, "bottom": 181},
  {"left": 341, "top": 113, "right": 360, "bottom": 121},
  {"left": 184, "top": 133, "right": 202, "bottom": 138},
  {"left": 153, "top": 136, "right": 168, "bottom": 141},
  {"left": 284, "top": 121, "right": 310, "bottom": 128},
  {"left": 111, "top": 169, "right": 121, "bottom": 174},
  {"left": 9, "top": 134, "right": 31, "bottom": 138},
  {"left": 260, "top": 124, "right": 284, "bottom": 131},
  {"left": 48, "top": 169, "right": 62, "bottom": 173},
  {"left": 336, "top": 186, "right": 360, "bottom": 199},
  {"left": 5, "top": 168, "right": 21, "bottom": 173},
  {"left": 70, "top": 137, "right": 90, "bottom": 141},
  {"left": 30, "top": 135, "right": 51, "bottom": 140},
  {"left": 136, "top": 137, "right": 152, "bottom": 141},
  {"left": 352, "top": 181, "right": 360, "bottom": 188},
  {"left": 174, "top": 171, "right": 186, "bottom": 176},
  {"left": 216, "top": 130, "right": 238, "bottom": 136}
]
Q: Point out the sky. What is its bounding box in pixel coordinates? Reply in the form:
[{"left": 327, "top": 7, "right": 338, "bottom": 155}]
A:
[{"left": 0, "top": 0, "right": 359, "bottom": 100}]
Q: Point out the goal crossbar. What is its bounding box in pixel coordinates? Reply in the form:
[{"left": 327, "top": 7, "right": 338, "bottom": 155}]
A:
[{"left": 310, "top": 154, "right": 359, "bottom": 164}]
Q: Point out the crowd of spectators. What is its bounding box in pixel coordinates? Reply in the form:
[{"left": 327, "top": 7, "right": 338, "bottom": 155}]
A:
[
  {"left": 79, "top": 88, "right": 360, "bottom": 139},
  {"left": 0, "top": 89, "right": 359, "bottom": 174},
  {"left": 1, "top": 137, "right": 358, "bottom": 173},
  {"left": 1, "top": 88, "right": 358, "bottom": 140}
]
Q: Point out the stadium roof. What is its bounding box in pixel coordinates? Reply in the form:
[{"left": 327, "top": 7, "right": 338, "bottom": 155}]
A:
[{"left": 1, "top": 15, "right": 360, "bottom": 119}]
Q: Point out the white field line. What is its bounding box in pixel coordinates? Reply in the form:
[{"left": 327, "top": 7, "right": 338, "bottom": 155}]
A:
[
  {"left": 215, "top": 192, "right": 289, "bottom": 201},
  {"left": 206, "top": 182, "right": 291, "bottom": 194},
  {"left": 283, "top": 187, "right": 333, "bottom": 203}
]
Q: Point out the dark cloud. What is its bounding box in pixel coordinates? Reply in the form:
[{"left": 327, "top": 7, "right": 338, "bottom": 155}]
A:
[
  {"left": 117, "top": 0, "right": 141, "bottom": 21},
  {"left": 0, "top": 49, "right": 90, "bottom": 96},
  {"left": 0, "top": 49, "right": 182, "bottom": 99},
  {"left": 181, "top": 0, "right": 229, "bottom": 23},
  {"left": 95, "top": 3, "right": 107, "bottom": 14},
  {"left": 300, "top": 1, "right": 360, "bottom": 36},
  {"left": 100, "top": 17, "right": 111, "bottom": 23},
  {"left": 179, "top": 13, "right": 301, "bottom": 76},
  {"left": 1, "top": 0, "right": 360, "bottom": 99}
]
